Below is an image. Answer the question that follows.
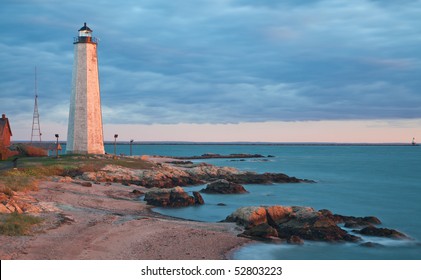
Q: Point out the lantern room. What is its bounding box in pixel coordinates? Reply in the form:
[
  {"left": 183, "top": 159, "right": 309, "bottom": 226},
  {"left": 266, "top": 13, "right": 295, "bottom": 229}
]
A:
[
  {"left": 74, "top": 22, "right": 97, "bottom": 44},
  {"left": 79, "top": 22, "right": 92, "bottom": 37}
]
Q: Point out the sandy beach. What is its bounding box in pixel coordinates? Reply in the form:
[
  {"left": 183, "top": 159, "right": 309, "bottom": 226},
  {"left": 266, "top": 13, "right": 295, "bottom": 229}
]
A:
[{"left": 0, "top": 176, "right": 250, "bottom": 260}]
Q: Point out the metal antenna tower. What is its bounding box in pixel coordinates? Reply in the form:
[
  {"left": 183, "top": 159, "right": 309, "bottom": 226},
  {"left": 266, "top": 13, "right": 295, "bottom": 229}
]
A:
[{"left": 30, "top": 67, "right": 42, "bottom": 143}]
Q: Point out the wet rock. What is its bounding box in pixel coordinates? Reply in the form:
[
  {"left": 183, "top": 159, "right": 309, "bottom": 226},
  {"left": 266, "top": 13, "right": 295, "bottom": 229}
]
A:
[
  {"left": 201, "top": 179, "right": 248, "bottom": 194},
  {"left": 334, "top": 214, "right": 382, "bottom": 228},
  {"left": 241, "top": 223, "right": 278, "bottom": 239},
  {"left": 287, "top": 235, "right": 304, "bottom": 245},
  {"left": 193, "top": 191, "right": 205, "bottom": 205},
  {"left": 217, "top": 203, "right": 227, "bottom": 206},
  {"left": 276, "top": 216, "right": 361, "bottom": 242},
  {"left": 354, "top": 226, "right": 408, "bottom": 239}
]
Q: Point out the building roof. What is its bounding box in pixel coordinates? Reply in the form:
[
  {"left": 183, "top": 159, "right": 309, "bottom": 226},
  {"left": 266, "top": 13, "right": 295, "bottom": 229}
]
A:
[
  {"left": 0, "top": 114, "right": 12, "bottom": 136},
  {"left": 78, "top": 22, "right": 92, "bottom": 32}
]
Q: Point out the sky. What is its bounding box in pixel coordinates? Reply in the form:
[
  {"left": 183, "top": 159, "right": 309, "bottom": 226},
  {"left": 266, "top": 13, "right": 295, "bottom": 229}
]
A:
[{"left": 1, "top": 0, "right": 421, "bottom": 143}]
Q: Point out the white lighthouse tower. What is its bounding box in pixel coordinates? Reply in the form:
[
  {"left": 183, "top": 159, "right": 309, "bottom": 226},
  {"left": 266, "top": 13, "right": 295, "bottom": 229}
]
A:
[{"left": 67, "top": 23, "right": 105, "bottom": 154}]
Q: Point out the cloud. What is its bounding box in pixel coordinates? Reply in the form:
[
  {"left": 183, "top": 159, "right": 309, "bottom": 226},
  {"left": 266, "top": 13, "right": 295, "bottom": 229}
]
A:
[{"left": 1, "top": 0, "right": 421, "bottom": 138}]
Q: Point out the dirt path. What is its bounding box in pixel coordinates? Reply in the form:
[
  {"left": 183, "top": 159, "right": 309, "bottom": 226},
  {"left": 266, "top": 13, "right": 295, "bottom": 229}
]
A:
[{"left": 0, "top": 180, "right": 250, "bottom": 260}]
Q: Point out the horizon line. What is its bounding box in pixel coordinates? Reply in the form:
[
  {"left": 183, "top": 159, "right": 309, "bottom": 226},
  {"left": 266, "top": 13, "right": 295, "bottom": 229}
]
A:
[{"left": 11, "top": 140, "right": 417, "bottom": 146}]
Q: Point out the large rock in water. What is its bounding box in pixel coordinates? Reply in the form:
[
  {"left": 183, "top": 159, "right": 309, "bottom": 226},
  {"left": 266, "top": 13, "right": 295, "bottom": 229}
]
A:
[
  {"left": 192, "top": 191, "right": 205, "bottom": 205},
  {"left": 222, "top": 205, "right": 400, "bottom": 243},
  {"left": 144, "top": 187, "right": 204, "bottom": 207},
  {"left": 201, "top": 179, "right": 248, "bottom": 194}
]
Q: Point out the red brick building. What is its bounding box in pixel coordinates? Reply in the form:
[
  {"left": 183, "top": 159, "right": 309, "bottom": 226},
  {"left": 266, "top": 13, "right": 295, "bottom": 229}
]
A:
[{"left": 0, "top": 114, "right": 13, "bottom": 160}]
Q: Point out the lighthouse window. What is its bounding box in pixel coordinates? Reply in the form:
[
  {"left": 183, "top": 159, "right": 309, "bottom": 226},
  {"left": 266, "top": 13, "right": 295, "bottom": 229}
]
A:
[{"left": 79, "top": 30, "right": 91, "bottom": 37}]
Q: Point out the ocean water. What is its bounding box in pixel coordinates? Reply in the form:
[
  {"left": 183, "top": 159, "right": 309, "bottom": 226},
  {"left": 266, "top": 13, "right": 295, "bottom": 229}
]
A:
[{"left": 72, "top": 144, "right": 421, "bottom": 259}]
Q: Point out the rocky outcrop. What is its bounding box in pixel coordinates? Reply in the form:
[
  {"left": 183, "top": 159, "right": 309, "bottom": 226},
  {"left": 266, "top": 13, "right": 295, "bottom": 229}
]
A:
[
  {"left": 353, "top": 226, "right": 407, "bottom": 239},
  {"left": 200, "top": 179, "right": 248, "bottom": 194},
  {"left": 321, "top": 210, "right": 382, "bottom": 228},
  {"left": 222, "top": 172, "right": 314, "bottom": 184},
  {"left": 143, "top": 187, "right": 205, "bottom": 207},
  {"left": 223, "top": 205, "right": 404, "bottom": 244},
  {"left": 0, "top": 192, "right": 43, "bottom": 214},
  {"left": 81, "top": 162, "right": 313, "bottom": 189}
]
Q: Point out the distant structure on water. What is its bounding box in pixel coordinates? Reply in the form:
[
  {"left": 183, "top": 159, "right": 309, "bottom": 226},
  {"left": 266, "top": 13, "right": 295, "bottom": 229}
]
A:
[{"left": 67, "top": 23, "right": 105, "bottom": 154}]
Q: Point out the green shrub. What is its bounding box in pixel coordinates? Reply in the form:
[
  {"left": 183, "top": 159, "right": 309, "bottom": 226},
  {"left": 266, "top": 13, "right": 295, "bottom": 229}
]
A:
[{"left": 0, "top": 212, "right": 43, "bottom": 236}]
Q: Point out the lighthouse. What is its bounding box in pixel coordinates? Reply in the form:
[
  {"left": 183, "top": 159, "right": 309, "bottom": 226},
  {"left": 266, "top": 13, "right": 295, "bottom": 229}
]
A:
[{"left": 67, "top": 23, "right": 104, "bottom": 154}]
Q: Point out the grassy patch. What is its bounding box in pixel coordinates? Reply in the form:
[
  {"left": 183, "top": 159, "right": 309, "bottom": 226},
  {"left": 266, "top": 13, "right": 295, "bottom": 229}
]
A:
[
  {"left": 1, "top": 155, "right": 153, "bottom": 195},
  {"left": 0, "top": 212, "right": 43, "bottom": 236}
]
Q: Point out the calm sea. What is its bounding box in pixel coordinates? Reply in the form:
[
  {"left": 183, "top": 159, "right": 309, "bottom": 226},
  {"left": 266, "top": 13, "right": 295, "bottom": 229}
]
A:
[{"left": 69, "top": 143, "right": 421, "bottom": 259}]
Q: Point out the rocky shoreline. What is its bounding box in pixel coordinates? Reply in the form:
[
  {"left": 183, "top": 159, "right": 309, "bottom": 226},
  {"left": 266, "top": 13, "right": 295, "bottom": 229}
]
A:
[
  {"left": 0, "top": 155, "right": 412, "bottom": 259},
  {"left": 81, "top": 159, "right": 314, "bottom": 189}
]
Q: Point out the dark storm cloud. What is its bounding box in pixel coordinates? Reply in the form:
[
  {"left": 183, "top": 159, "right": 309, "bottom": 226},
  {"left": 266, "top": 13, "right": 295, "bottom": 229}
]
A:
[{"left": 1, "top": 0, "right": 421, "bottom": 127}]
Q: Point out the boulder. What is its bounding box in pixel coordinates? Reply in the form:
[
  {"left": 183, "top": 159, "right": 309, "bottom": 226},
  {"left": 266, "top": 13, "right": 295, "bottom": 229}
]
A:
[
  {"left": 168, "top": 189, "right": 195, "bottom": 207},
  {"left": 201, "top": 179, "right": 248, "bottom": 194},
  {"left": 144, "top": 187, "right": 202, "bottom": 207},
  {"left": 223, "top": 206, "right": 267, "bottom": 228}
]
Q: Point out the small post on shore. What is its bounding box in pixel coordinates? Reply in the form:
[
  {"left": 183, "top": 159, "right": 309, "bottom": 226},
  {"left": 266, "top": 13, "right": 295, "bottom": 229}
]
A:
[
  {"left": 130, "top": 139, "right": 134, "bottom": 156},
  {"left": 114, "top": 134, "right": 118, "bottom": 155},
  {"left": 55, "top": 134, "right": 59, "bottom": 158}
]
